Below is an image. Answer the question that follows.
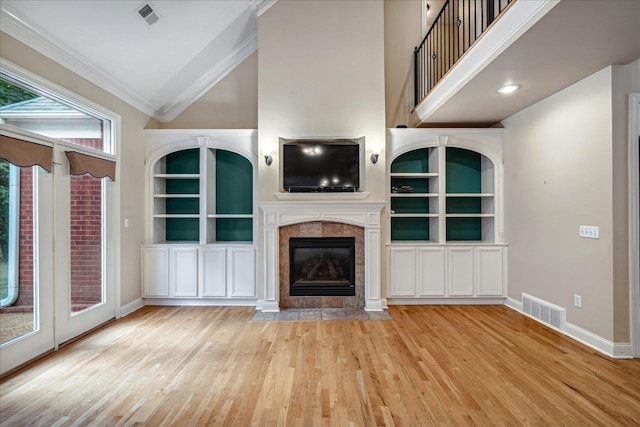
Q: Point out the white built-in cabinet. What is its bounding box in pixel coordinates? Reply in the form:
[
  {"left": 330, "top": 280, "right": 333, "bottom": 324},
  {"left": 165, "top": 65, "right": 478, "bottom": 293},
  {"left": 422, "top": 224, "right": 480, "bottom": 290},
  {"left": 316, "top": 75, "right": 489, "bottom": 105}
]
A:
[
  {"left": 141, "top": 244, "right": 255, "bottom": 299},
  {"left": 141, "top": 130, "right": 257, "bottom": 302},
  {"left": 386, "top": 129, "right": 507, "bottom": 301}
]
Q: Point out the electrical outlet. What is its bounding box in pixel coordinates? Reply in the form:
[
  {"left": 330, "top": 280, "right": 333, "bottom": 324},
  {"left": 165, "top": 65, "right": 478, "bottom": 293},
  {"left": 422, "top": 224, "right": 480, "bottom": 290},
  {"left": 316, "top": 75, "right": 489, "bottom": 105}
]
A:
[
  {"left": 579, "top": 225, "right": 599, "bottom": 239},
  {"left": 574, "top": 294, "right": 582, "bottom": 308}
]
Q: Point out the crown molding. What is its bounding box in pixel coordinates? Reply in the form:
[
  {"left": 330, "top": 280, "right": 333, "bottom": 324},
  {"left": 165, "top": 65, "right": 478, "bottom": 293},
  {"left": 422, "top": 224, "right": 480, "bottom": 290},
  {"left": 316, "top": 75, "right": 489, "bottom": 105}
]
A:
[
  {"left": 0, "top": 6, "right": 159, "bottom": 118},
  {"left": 251, "top": 0, "right": 278, "bottom": 17}
]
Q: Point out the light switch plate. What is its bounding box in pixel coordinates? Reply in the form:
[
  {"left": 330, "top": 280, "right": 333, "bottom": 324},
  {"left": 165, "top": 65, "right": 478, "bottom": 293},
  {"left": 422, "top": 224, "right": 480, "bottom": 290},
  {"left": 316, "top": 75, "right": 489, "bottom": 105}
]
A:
[{"left": 579, "top": 225, "right": 599, "bottom": 239}]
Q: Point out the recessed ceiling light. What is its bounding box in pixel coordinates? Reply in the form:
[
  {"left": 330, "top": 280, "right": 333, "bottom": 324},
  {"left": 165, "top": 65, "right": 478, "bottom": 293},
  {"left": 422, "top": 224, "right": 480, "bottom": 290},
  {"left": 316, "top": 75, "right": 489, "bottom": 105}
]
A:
[{"left": 497, "top": 84, "right": 521, "bottom": 94}]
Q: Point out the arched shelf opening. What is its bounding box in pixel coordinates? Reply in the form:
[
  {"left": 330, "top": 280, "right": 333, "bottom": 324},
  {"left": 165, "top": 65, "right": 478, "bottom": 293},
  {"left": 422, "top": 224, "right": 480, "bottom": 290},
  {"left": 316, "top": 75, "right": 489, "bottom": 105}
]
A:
[
  {"left": 389, "top": 145, "right": 498, "bottom": 244},
  {"left": 150, "top": 147, "right": 254, "bottom": 244}
]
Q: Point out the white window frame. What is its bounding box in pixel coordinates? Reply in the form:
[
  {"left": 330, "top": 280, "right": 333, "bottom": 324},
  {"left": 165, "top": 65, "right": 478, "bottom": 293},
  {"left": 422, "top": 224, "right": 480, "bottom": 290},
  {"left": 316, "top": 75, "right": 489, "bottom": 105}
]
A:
[{"left": 0, "top": 58, "right": 122, "bottom": 318}]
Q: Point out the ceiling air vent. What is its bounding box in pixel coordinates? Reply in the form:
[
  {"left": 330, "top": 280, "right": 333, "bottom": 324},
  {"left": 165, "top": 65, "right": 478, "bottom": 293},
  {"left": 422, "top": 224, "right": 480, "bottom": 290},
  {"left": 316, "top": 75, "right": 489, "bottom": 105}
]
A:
[{"left": 137, "top": 2, "right": 160, "bottom": 26}]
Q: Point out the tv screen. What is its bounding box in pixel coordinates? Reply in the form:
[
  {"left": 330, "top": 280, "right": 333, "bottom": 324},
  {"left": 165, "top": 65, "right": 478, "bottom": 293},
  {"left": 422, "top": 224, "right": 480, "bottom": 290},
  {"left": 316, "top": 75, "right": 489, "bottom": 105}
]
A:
[{"left": 283, "top": 142, "right": 360, "bottom": 192}]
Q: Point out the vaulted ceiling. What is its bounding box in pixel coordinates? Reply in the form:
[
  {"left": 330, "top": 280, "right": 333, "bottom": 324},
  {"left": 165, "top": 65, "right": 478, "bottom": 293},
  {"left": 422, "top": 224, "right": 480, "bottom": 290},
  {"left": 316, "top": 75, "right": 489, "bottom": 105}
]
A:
[
  {"left": 0, "top": 0, "right": 275, "bottom": 122},
  {"left": 1, "top": 0, "right": 639, "bottom": 127}
]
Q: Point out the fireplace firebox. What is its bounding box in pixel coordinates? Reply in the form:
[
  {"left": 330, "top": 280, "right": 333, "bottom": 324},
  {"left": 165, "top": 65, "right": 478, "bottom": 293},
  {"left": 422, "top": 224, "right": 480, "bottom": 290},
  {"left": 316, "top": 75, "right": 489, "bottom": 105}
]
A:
[{"left": 289, "top": 237, "right": 355, "bottom": 296}]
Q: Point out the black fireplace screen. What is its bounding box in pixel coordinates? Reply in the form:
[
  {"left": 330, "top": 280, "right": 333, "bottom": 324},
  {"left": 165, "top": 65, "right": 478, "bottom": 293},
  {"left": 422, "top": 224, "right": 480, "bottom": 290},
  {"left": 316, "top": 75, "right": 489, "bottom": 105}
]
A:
[{"left": 289, "top": 237, "right": 355, "bottom": 296}]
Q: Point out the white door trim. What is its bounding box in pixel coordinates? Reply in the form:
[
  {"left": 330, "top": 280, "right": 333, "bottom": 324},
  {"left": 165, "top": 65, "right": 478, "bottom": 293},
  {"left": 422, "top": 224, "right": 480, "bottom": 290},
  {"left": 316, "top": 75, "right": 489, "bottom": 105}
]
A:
[{"left": 629, "top": 93, "right": 640, "bottom": 358}]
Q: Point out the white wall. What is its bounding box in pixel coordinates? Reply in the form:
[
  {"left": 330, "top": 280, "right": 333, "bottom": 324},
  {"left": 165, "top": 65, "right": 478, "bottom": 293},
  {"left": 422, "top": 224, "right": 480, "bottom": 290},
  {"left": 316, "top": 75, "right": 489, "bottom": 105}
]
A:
[
  {"left": 1, "top": 31, "right": 149, "bottom": 310},
  {"left": 257, "top": 0, "right": 386, "bottom": 201},
  {"left": 503, "top": 66, "right": 618, "bottom": 341}
]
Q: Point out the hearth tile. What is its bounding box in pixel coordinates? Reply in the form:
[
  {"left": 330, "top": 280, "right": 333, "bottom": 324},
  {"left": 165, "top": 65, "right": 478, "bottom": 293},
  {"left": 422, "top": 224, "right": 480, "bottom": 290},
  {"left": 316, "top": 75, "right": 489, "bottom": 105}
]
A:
[
  {"left": 366, "top": 311, "right": 393, "bottom": 320},
  {"left": 344, "top": 309, "right": 369, "bottom": 320},
  {"left": 251, "top": 312, "right": 277, "bottom": 321},
  {"left": 298, "top": 309, "right": 323, "bottom": 321},
  {"left": 274, "top": 310, "right": 300, "bottom": 320},
  {"left": 251, "top": 308, "right": 392, "bottom": 321},
  {"left": 321, "top": 309, "right": 347, "bottom": 320}
]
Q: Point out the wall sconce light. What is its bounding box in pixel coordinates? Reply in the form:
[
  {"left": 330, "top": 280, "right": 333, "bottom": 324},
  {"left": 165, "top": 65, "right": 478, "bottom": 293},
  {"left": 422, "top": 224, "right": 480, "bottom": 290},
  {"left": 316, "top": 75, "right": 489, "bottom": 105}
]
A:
[
  {"left": 370, "top": 148, "right": 381, "bottom": 164},
  {"left": 264, "top": 149, "right": 273, "bottom": 166}
]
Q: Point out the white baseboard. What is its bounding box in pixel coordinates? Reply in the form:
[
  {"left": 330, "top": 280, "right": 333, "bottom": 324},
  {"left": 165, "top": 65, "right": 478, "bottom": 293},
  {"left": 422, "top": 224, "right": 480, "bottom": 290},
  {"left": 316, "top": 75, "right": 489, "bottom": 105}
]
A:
[
  {"left": 504, "top": 296, "right": 522, "bottom": 311},
  {"left": 504, "top": 298, "right": 633, "bottom": 359},
  {"left": 563, "top": 322, "right": 633, "bottom": 359},
  {"left": 119, "top": 298, "right": 144, "bottom": 318},
  {"left": 365, "top": 298, "right": 386, "bottom": 312},
  {"left": 388, "top": 297, "right": 506, "bottom": 305},
  {"left": 259, "top": 300, "right": 280, "bottom": 312},
  {"left": 143, "top": 298, "right": 257, "bottom": 307}
]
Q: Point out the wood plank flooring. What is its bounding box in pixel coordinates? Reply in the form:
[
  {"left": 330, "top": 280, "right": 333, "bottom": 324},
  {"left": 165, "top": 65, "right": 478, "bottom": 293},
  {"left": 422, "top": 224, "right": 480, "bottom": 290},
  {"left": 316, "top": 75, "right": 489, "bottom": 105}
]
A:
[{"left": 1, "top": 305, "right": 639, "bottom": 426}]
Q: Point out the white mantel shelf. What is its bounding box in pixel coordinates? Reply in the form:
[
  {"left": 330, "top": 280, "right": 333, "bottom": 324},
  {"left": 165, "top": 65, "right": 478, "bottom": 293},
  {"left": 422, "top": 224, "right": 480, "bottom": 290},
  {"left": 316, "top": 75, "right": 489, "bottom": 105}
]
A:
[
  {"left": 258, "top": 200, "right": 386, "bottom": 312},
  {"left": 274, "top": 191, "right": 371, "bottom": 200}
]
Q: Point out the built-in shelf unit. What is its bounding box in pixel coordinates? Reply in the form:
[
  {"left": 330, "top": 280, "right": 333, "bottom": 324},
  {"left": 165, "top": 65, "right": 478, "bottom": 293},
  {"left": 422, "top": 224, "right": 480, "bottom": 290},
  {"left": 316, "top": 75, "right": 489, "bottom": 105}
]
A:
[
  {"left": 143, "top": 130, "right": 257, "bottom": 302},
  {"left": 386, "top": 129, "right": 507, "bottom": 302}
]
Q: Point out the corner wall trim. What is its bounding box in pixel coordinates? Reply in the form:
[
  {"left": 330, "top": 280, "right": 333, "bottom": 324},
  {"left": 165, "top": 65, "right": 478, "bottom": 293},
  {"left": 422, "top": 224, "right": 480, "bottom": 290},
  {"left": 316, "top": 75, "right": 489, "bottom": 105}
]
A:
[{"left": 119, "top": 298, "right": 144, "bottom": 318}]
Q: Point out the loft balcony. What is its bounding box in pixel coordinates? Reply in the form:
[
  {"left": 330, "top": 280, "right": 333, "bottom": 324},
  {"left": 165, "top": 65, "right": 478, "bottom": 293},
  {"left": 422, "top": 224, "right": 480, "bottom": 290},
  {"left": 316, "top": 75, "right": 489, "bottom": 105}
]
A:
[
  {"left": 414, "top": 0, "right": 515, "bottom": 108},
  {"left": 411, "top": 0, "right": 640, "bottom": 127}
]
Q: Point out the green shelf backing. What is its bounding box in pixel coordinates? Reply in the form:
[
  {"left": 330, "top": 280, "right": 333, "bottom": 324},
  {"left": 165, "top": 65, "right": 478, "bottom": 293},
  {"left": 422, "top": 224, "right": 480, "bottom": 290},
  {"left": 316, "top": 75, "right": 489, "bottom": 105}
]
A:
[
  {"left": 165, "top": 218, "right": 199, "bottom": 242},
  {"left": 166, "top": 198, "right": 199, "bottom": 214},
  {"left": 216, "top": 150, "right": 253, "bottom": 215},
  {"left": 166, "top": 149, "right": 200, "bottom": 174},
  {"left": 391, "top": 198, "right": 429, "bottom": 214},
  {"left": 446, "top": 217, "right": 481, "bottom": 241},
  {"left": 446, "top": 148, "right": 481, "bottom": 193},
  {"left": 391, "top": 217, "right": 429, "bottom": 241},
  {"left": 216, "top": 218, "right": 253, "bottom": 242},
  {"left": 446, "top": 197, "right": 481, "bottom": 214},
  {"left": 391, "top": 177, "right": 430, "bottom": 193},
  {"left": 391, "top": 148, "right": 429, "bottom": 173},
  {"left": 166, "top": 179, "right": 199, "bottom": 194}
]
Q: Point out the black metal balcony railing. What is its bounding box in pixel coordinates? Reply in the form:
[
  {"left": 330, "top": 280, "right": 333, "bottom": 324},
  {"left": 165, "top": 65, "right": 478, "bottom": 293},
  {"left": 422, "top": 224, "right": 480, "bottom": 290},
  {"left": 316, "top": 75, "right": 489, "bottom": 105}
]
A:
[{"left": 414, "top": 0, "right": 514, "bottom": 106}]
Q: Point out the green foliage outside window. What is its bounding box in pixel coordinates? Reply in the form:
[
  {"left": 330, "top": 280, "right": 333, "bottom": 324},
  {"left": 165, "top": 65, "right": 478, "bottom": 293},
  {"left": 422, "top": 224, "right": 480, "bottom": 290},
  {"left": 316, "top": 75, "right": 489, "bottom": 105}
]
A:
[{"left": 0, "top": 79, "right": 38, "bottom": 107}]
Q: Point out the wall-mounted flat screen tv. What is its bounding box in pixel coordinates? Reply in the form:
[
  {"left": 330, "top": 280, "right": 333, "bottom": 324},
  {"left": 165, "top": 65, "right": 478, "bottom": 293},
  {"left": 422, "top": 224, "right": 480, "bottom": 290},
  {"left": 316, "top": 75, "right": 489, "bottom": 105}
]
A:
[{"left": 282, "top": 139, "right": 361, "bottom": 192}]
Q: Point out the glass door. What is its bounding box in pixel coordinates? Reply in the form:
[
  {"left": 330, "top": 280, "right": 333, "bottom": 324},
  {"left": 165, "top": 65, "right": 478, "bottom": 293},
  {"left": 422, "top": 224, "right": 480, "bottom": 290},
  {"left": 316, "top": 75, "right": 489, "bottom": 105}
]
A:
[
  {"left": 0, "top": 163, "right": 55, "bottom": 374},
  {"left": 53, "top": 148, "right": 116, "bottom": 345}
]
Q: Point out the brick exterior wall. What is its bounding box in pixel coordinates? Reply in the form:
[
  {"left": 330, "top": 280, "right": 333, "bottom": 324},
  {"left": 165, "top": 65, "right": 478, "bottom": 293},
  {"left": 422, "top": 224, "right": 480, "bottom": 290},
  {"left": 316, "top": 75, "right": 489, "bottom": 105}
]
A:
[
  {"left": 69, "top": 174, "right": 102, "bottom": 311},
  {"left": 15, "top": 167, "right": 34, "bottom": 307}
]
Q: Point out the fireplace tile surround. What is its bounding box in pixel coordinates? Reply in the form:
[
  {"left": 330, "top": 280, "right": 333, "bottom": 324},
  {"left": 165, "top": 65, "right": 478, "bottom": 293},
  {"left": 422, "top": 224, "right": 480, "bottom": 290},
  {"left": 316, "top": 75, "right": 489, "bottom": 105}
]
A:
[
  {"left": 280, "top": 223, "right": 363, "bottom": 309},
  {"left": 258, "top": 201, "right": 386, "bottom": 312}
]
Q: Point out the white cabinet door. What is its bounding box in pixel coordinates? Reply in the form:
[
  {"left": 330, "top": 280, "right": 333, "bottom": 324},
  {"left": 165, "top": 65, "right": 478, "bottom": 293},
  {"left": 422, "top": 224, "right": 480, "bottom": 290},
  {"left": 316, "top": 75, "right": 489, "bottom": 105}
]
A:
[
  {"left": 418, "top": 247, "right": 446, "bottom": 296},
  {"left": 201, "top": 247, "right": 227, "bottom": 297},
  {"left": 477, "top": 247, "right": 505, "bottom": 296},
  {"left": 448, "top": 247, "right": 474, "bottom": 296},
  {"left": 229, "top": 248, "right": 255, "bottom": 297},
  {"left": 142, "top": 246, "right": 170, "bottom": 297},
  {"left": 171, "top": 247, "right": 199, "bottom": 297},
  {"left": 388, "top": 247, "right": 416, "bottom": 297}
]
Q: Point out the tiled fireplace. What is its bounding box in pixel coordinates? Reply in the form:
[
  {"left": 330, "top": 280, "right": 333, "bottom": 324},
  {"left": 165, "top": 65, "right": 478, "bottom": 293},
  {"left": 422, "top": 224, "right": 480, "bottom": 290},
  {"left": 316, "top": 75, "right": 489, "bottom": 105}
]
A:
[
  {"left": 281, "top": 223, "right": 362, "bottom": 309},
  {"left": 258, "top": 200, "right": 386, "bottom": 312}
]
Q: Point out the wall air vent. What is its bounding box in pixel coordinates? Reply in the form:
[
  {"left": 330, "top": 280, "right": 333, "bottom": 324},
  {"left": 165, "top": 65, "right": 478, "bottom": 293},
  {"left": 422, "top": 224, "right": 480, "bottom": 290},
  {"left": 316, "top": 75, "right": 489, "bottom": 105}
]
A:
[
  {"left": 522, "top": 293, "right": 566, "bottom": 330},
  {"left": 137, "top": 2, "right": 160, "bottom": 26}
]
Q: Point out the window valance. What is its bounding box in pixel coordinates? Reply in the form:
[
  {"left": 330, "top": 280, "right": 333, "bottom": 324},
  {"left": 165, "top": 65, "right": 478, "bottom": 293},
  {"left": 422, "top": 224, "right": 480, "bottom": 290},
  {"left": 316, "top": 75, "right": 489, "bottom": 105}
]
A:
[
  {"left": 0, "top": 134, "right": 53, "bottom": 172},
  {"left": 65, "top": 151, "right": 116, "bottom": 181}
]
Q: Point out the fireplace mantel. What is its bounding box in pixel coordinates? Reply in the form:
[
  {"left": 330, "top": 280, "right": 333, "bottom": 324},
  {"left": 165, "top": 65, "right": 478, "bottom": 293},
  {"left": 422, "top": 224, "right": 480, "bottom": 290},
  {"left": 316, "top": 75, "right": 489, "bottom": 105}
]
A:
[{"left": 258, "top": 201, "right": 386, "bottom": 312}]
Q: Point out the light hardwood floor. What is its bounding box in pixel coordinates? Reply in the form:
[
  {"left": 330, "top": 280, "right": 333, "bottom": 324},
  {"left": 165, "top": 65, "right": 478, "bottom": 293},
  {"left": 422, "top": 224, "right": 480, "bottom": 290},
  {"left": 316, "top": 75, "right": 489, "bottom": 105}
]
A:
[{"left": 1, "top": 305, "right": 639, "bottom": 426}]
